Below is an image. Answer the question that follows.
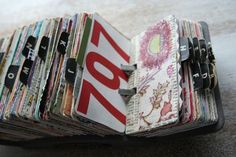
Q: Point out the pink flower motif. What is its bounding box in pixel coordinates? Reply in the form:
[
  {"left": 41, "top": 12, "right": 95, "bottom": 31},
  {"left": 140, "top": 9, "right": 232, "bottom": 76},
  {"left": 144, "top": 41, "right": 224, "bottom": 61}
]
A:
[
  {"left": 139, "top": 20, "right": 172, "bottom": 69},
  {"left": 160, "top": 101, "right": 172, "bottom": 116}
]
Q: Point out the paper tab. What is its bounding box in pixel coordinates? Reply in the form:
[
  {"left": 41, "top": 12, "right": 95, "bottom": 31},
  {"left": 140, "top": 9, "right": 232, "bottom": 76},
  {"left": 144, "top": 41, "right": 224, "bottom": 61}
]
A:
[
  {"left": 22, "top": 36, "right": 37, "bottom": 57},
  {"left": 38, "top": 36, "right": 49, "bottom": 61},
  {"left": 19, "top": 59, "right": 33, "bottom": 85},
  {"left": 57, "top": 32, "right": 69, "bottom": 55},
  {"left": 65, "top": 58, "right": 77, "bottom": 85},
  {"left": 179, "top": 37, "right": 189, "bottom": 61},
  {"left": 4, "top": 65, "right": 20, "bottom": 91}
]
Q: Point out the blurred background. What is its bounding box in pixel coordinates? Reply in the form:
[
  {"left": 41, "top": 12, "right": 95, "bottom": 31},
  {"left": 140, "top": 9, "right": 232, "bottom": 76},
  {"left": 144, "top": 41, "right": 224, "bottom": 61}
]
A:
[{"left": 0, "top": 0, "right": 236, "bottom": 156}]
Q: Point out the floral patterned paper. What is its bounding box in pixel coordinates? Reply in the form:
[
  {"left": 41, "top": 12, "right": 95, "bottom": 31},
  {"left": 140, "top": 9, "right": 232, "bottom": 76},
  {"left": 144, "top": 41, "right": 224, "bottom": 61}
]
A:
[{"left": 126, "top": 16, "right": 180, "bottom": 134}]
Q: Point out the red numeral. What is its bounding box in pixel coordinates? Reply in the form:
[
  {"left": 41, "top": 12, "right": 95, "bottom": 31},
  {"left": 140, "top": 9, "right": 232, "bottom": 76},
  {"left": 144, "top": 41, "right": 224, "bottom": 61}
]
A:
[
  {"left": 91, "top": 20, "right": 130, "bottom": 62},
  {"left": 77, "top": 19, "right": 129, "bottom": 125},
  {"left": 86, "top": 52, "right": 128, "bottom": 89},
  {"left": 78, "top": 79, "right": 126, "bottom": 125}
]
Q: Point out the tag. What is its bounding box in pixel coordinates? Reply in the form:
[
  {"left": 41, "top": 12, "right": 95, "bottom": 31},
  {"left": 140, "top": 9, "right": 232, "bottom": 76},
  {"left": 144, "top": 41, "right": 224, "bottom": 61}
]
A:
[
  {"left": 199, "top": 39, "right": 207, "bottom": 63},
  {"left": 191, "top": 63, "right": 203, "bottom": 90},
  {"left": 193, "top": 37, "right": 201, "bottom": 61},
  {"left": 38, "top": 36, "right": 49, "bottom": 61},
  {"left": 199, "top": 39, "right": 211, "bottom": 89},
  {"left": 4, "top": 65, "right": 20, "bottom": 91},
  {"left": 200, "top": 63, "right": 211, "bottom": 89},
  {"left": 20, "top": 59, "right": 33, "bottom": 85},
  {"left": 57, "top": 32, "right": 69, "bottom": 55},
  {"left": 22, "top": 36, "right": 37, "bottom": 57},
  {"left": 65, "top": 58, "right": 77, "bottom": 85},
  {"left": 179, "top": 37, "right": 189, "bottom": 61}
]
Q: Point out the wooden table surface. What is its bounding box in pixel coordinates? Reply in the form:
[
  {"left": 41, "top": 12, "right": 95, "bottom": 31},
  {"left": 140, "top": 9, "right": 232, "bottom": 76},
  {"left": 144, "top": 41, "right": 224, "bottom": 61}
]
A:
[{"left": 0, "top": 0, "right": 235, "bottom": 156}]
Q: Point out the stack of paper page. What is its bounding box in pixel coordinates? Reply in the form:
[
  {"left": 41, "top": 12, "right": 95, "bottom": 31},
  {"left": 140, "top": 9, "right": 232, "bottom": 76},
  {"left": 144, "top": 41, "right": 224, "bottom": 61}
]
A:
[{"left": 0, "top": 13, "right": 220, "bottom": 141}]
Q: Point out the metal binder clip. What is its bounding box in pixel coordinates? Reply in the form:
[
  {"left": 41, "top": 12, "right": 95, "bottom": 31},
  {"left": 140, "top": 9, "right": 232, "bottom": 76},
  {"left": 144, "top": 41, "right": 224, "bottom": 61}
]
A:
[
  {"left": 120, "top": 64, "right": 137, "bottom": 76},
  {"left": 118, "top": 88, "right": 136, "bottom": 102},
  {"left": 118, "top": 88, "right": 136, "bottom": 96}
]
